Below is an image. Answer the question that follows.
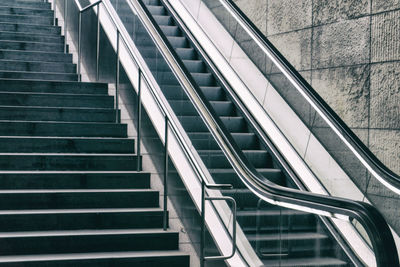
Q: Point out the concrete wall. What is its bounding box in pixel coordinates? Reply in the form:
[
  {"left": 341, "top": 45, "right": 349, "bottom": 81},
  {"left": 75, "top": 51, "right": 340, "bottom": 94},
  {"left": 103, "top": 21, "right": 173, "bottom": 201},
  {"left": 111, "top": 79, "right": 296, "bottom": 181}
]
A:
[{"left": 230, "top": 0, "right": 399, "bottom": 176}]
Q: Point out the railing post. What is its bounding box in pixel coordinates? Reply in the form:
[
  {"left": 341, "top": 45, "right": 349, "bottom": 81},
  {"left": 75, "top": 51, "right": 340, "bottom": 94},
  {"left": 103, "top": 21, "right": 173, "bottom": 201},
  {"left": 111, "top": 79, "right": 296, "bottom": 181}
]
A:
[
  {"left": 163, "top": 116, "right": 169, "bottom": 231},
  {"left": 136, "top": 69, "right": 142, "bottom": 171},
  {"left": 78, "top": 11, "right": 82, "bottom": 81},
  {"left": 200, "top": 180, "right": 205, "bottom": 267},
  {"left": 115, "top": 30, "right": 120, "bottom": 123},
  {"left": 96, "top": 3, "right": 100, "bottom": 81},
  {"left": 64, "top": 0, "right": 67, "bottom": 53},
  {"left": 53, "top": 0, "right": 57, "bottom": 25}
]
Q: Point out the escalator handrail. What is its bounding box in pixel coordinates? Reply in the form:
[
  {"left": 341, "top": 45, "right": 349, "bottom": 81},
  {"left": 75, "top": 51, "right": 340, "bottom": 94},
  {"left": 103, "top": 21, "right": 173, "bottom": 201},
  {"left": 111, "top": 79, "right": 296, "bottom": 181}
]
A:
[
  {"left": 103, "top": 0, "right": 399, "bottom": 265},
  {"left": 215, "top": 0, "right": 400, "bottom": 196}
]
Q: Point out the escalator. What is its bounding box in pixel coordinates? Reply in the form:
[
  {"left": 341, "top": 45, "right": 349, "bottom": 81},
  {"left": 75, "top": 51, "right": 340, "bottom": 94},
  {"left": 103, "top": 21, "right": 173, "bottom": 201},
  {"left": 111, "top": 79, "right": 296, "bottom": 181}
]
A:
[{"left": 106, "top": 0, "right": 399, "bottom": 266}]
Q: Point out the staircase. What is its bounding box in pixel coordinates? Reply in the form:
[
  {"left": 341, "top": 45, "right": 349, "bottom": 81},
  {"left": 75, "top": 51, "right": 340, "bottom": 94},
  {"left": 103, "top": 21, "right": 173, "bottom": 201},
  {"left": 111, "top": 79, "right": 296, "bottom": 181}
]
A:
[
  {"left": 112, "top": 0, "right": 352, "bottom": 266},
  {"left": 0, "top": 0, "right": 189, "bottom": 265}
]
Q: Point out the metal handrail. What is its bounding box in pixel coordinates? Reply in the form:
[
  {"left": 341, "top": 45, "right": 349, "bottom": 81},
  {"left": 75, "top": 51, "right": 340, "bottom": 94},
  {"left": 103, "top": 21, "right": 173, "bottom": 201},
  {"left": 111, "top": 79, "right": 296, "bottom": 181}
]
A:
[
  {"left": 123, "top": 0, "right": 399, "bottom": 266},
  {"left": 216, "top": 0, "right": 400, "bottom": 196},
  {"left": 59, "top": 0, "right": 399, "bottom": 266}
]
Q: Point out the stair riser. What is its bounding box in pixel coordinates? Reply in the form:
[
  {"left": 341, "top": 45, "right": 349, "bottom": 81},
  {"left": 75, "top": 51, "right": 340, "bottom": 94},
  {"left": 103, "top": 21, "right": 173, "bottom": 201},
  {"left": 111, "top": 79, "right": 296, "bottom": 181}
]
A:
[
  {"left": 0, "top": 71, "right": 77, "bottom": 81},
  {"left": 0, "top": 191, "right": 158, "bottom": 209},
  {"left": 0, "top": 80, "right": 108, "bottom": 94},
  {"left": 0, "top": 108, "right": 117, "bottom": 122},
  {"left": 0, "top": 41, "right": 63, "bottom": 52},
  {"left": 0, "top": 7, "right": 53, "bottom": 17},
  {"left": 0, "top": 155, "right": 139, "bottom": 170},
  {"left": 0, "top": 211, "right": 166, "bottom": 231},
  {"left": 0, "top": 138, "right": 135, "bottom": 153},
  {"left": 0, "top": 232, "right": 178, "bottom": 255},
  {"left": 0, "top": 256, "right": 190, "bottom": 267},
  {"left": 0, "top": 23, "right": 60, "bottom": 35},
  {"left": 0, "top": 94, "right": 114, "bottom": 108},
  {"left": 0, "top": 14, "right": 53, "bottom": 25},
  {"left": 0, "top": 172, "right": 149, "bottom": 189},
  {"left": 0, "top": 32, "right": 63, "bottom": 43},
  {"left": 0, "top": 61, "right": 75, "bottom": 73},
  {"left": 0, "top": 50, "right": 71, "bottom": 63},
  {"left": 0, "top": 1, "right": 51, "bottom": 9},
  {"left": 0, "top": 122, "right": 127, "bottom": 137}
]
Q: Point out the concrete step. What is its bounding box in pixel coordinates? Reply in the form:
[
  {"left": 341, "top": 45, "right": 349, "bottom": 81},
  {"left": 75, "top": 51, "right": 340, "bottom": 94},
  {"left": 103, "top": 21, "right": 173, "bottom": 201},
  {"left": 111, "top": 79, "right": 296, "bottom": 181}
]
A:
[
  {"left": 0, "top": 31, "right": 63, "bottom": 43},
  {"left": 0, "top": 59, "right": 75, "bottom": 73},
  {"left": 0, "top": 208, "right": 166, "bottom": 231},
  {"left": 0, "top": 21, "right": 60, "bottom": 35},
  {"left": 0, "top": 13, "right": 53, "bottom": 25},
  {"left": 0, "top": 190, "right": 158, "bottom": 209},
  {"left": 0, "top": 121, "right": 127, "bottom": 137},
  {"left": 0, "top": 39, "right": 64, "bottom": 52},
  {"left": 0, "top": 154, "right": 139, "bottom": 170},
  {"left": 0, "top": 137, "right": 135, "bottom": 153},
  {"left": 0, "top": 80, "right": 108, "bottom": 94},
  {"left": 0, "top": 49, "right": 72, "bottom": 63},
  {"left": 0, "top": 229, "right": 178, "bottom": 255},
  {"left": 0, "top": 1, "right": 51, "bottom": 10},
  {"left": 0, "top": 171, "right": 149, "bottom": 189},
  {"left": 0, "top": 5, "right": 53, "bottom": 17},
  {"left": 0, "top": 106, "right": 118, "bottom": 122},
  {"left": 0, "top": 92, "right": 113, "bottom": 108},
  {"left": 0, "top": 70, "right": 77, "bottom": 81}
]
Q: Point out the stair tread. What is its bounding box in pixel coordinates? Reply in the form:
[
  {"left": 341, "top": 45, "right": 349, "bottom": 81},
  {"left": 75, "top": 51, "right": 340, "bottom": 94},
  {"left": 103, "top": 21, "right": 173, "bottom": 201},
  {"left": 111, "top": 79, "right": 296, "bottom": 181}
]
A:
[
  {"left": 0, "top": 106, "right": 114, "bottom": 111},
  {"left": 0, "top": 208, "right": 163, "bottom": 215},
  {"left": 0, "top": 250, "right": 188, "bottom": 263},
  {"left": 0, "top": 229, "right": 178, "bottom": 238},
  {"left": 0, "top": 91, "right": 108, "bottom": 96}
]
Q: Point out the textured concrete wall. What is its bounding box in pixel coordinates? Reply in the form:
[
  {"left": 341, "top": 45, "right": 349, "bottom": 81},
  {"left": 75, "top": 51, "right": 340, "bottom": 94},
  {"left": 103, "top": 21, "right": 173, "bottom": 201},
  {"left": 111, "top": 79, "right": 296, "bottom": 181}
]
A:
[{"left": 231, "top": 0, "right": 399, "bottom": 176}]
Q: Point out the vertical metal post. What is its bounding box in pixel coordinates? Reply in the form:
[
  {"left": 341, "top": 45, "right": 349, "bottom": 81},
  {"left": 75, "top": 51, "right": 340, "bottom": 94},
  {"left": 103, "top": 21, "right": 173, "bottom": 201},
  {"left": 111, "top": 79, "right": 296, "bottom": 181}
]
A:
[
  {"left": 163, "top": 116, "right": 169, "bottom": 231},
  {"left": 64, "top": 0, "right": 67, "bottom": 53},
  {"left": 115, "top": 30, "right": 120, "bottom": 123},
  {"left": 136, "top": 69, "right": 142, "bottom": 172},
  {"left": 78, "top": 12, "right": 82, "bottom": 81},
  {"left": 96, "top": 3, "right": 100, "bottom": 81},
  {"left": 200, "top": 180, "right": 205, "bottom": 267},
  {"left": 53, "top": 0, "right": 57, "bottom": 25}
]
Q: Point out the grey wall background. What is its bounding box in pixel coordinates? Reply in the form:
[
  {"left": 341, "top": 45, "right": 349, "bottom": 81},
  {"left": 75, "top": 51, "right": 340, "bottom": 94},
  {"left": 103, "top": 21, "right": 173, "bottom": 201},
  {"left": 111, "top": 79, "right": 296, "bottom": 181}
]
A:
[{"left": 232, "top": 0, "right": 399, "bottom": 177}]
